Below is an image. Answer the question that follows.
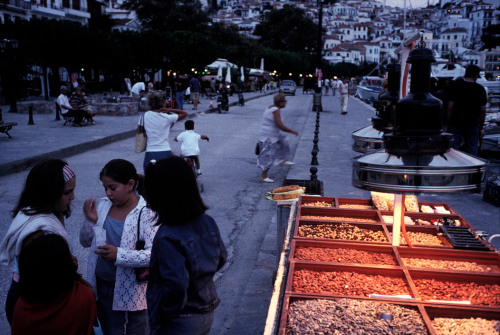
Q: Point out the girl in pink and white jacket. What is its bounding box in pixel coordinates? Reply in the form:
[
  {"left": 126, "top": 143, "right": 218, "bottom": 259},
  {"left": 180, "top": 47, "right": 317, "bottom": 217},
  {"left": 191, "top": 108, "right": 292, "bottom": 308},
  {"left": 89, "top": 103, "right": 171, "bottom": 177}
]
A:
[{"left": 80, "top": 159, "right": 157, "bottom": 335}]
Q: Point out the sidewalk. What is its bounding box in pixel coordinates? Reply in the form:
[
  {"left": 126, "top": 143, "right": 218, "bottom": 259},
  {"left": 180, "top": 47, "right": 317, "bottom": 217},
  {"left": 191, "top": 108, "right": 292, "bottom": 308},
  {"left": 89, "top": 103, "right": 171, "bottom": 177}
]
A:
[{"left": 0, "top": 90, "right": 271, "bottom": 176}]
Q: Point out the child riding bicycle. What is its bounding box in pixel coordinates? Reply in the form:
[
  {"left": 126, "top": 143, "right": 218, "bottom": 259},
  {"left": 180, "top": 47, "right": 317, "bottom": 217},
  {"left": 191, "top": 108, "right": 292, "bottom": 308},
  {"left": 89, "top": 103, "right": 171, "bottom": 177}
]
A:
[{"left": 174, "top": 120, "right": 209, "bottom": 175}]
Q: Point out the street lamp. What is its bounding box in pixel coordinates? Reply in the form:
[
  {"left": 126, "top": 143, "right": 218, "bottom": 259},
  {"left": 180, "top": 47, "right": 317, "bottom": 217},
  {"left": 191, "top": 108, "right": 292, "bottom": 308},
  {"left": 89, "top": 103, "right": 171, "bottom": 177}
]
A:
[{"left": 312, "top": 0, "right": 324, "bottom": 112}]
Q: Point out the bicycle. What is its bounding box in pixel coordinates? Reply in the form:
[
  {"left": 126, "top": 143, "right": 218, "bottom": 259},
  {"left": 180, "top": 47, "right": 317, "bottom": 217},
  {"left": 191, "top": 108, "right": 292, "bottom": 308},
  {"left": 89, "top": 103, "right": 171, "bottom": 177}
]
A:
[{"left": 183, "top": 155, "right": 204, "bottom": 193}]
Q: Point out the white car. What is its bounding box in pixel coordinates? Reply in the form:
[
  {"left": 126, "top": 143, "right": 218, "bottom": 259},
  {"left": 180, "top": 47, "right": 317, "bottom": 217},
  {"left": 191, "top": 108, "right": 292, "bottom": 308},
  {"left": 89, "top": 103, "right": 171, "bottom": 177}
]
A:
[{"left": 279, "top": 80, "right": 297, "bottom": 96}]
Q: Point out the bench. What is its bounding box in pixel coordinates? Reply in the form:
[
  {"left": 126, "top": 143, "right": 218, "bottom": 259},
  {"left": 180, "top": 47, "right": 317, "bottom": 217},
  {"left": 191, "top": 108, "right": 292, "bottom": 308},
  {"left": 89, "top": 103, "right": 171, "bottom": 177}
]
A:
[
  {"left": 55, "top": 102, "right": 75, "bottom": 126},
  {"left": 0, "top": 122, "right": 18, "bottom": 138}
]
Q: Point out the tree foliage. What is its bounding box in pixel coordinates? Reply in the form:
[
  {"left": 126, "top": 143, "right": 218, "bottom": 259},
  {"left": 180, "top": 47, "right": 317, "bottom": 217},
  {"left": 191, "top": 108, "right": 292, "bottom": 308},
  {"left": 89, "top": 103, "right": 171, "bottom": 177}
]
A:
[
  {"left": 121, "top": 0, "right": 210, "bottom": 32},
  {"left": 254, "top": 5, "right": 319, "bottom": 53},
  {"left": 482, "top": 24, "right": 500, "bottom": 50}
]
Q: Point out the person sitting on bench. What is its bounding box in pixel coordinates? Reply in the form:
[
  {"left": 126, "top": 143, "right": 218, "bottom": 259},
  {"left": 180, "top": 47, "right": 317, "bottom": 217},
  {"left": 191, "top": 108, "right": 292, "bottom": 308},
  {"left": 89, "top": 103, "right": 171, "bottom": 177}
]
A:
[
  {"left": 56, "top": 86, "right": 88, "bottom": 127},
  {"left": 70, "top": 85, "right": 95, "bottom": 125}
]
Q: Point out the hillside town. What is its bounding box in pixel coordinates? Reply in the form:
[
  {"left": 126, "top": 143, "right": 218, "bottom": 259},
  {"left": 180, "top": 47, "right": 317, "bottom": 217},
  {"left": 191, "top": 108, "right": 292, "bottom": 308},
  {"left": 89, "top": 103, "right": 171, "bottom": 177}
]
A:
[{"left": 1, "top": 0, "right": 499, "bottom": 79}]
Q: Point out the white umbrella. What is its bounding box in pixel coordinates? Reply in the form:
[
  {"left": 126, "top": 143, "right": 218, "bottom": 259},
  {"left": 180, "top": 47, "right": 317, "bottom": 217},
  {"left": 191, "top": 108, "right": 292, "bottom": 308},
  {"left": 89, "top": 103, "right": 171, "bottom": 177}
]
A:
[
  {"left": 217, "top": 66, "right": 223, "bottom": 81},
  {"left": 240, "top": 66, "right": 245, "bottom": 82},
  {"left": 225, "top": 65, "right": 231, "bottom": 83},
  {"left": 260, "top": 58, "right": 264, "bottom": 72}
]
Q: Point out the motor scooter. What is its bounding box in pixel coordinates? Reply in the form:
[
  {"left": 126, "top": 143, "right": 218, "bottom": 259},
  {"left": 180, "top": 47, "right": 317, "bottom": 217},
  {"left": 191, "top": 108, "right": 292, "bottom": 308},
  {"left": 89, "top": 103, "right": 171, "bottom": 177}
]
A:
[{"left": 217, "top": 86, "right": 229, "bottom": 113}]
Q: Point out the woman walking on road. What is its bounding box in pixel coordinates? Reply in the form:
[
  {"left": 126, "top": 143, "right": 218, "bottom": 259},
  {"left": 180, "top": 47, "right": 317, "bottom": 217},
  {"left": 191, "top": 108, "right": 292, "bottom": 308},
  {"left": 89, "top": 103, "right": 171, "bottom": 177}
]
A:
[
  {"left": 257, "top": 93, "right": 298, "bottom": 183},
  {"left": 0, "top": 159, "right": 77, "bottom": 324},
  {"left": 141, "top": 91, "right": 187, "bottom": 172},
  {"left": 80, "top": 159, "right": 158, "bottom": 335}
]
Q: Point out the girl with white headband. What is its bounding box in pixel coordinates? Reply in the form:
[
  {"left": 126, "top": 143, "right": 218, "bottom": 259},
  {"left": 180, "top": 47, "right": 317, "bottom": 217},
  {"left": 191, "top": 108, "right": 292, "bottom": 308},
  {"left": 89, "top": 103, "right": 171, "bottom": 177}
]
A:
[{"left": 0, "top": 159, "right": 78, "bottom": 325}]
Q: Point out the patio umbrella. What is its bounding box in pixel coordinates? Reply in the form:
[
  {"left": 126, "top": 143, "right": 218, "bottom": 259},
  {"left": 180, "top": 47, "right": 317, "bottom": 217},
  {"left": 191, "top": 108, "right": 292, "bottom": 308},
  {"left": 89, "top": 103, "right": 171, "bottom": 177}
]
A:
[
  {"left": 225, "top": 65, "right": 231, "bottom": 83},
  {"left": 240, "top": 66, "right": 245, "bottom": 82},
  {"left": 260, "top": 58, "right": 264, "bottom": 72},
  {"left": 217, "top": 66, "right": 223, "bottom": 81}
]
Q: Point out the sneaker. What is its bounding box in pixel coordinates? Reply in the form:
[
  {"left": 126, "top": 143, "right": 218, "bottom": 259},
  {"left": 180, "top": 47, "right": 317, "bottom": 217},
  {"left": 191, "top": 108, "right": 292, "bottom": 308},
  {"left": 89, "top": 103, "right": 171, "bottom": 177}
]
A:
[
  {"left": 260, "top": 177, "right": 274, "bottom": 183},
  {"left": 341, "top": 112, "right": 347, "bottom": 115},
  {"left": 280, "top": 160, "right": 295, "bottom": 166}
]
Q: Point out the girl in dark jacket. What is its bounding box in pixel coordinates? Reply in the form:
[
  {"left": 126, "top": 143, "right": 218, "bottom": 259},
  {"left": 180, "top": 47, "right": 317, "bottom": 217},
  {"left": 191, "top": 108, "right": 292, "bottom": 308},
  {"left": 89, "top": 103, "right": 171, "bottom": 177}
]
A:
[{"left": 144, "top": 156, "right": 227, "bottom": 335}]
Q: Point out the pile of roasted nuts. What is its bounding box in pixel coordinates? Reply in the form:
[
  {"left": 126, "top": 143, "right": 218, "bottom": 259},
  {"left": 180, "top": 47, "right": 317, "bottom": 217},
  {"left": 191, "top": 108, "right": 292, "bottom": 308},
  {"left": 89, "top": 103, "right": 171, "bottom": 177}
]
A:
[
  {"left": 398, "top": 231, "right": 444, "bottom": 246},
  {"left": 413, "top": 278, "right": 500, "bottom": 306},
  {"left": 301, "top": 215, "right": 378, "bottom": 223},
  {"left": 293, "top": 269, "right": 410, "bottom": 296},
  {"left": 294, "top": 246, "right": 397, "bottom": 265},
  {"left": 432, "top": 317, "right": 500, "bottom": 335},
  {"left": 286, "top": 298, "right": 428, "bottom": 335},
  {"left": 302, "top": 201, "right": 333, "bottom": 207},
  {"left": 402, "top": 257, "right": 497, "bottom": 272},
  {"left": 339, "top": 203, "right": 374, "bottom": 210},
  {"left": 298, "top": 223, "right": 387, "bottom": 242}
]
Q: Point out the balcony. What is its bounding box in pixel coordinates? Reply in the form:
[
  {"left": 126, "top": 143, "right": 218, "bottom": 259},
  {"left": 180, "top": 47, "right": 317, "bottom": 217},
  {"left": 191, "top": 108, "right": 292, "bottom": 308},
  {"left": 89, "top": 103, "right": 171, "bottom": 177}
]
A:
[
  {"left": 0, "top": 0, "right": 30, "bottom": 13},
  {"left": 64, "top": 7, "right": 91, "bottom": 19},
  {"left": 31, "top": 3, "right": 65, "bottom": 17}
]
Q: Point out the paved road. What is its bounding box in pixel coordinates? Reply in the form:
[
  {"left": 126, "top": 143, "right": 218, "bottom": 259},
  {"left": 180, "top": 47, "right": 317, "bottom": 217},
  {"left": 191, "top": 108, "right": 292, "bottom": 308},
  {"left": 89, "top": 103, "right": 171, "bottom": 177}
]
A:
[{"left": 0, "top": 90, "right": 499, "bottom": 334}]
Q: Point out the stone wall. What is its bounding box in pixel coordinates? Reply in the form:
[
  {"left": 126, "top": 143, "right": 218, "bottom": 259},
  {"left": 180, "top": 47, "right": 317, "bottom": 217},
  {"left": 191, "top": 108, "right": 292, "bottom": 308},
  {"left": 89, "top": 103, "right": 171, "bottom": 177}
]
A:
[{"left": 16, "top": 96, "right": 141, "bottom": 116}]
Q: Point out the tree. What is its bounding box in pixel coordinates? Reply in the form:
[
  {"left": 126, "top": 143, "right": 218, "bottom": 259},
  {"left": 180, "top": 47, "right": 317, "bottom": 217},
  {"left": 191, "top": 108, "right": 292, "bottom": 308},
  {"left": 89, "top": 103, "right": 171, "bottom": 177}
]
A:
[
  {"left": 254, "top": 5, "right": 319, "bottom": 53},
  {"left": 121, "top": 0, "right": 210, "bottom": 32},
  {"left": 482, "top": 24, "right": 500, "bottom": 50}
]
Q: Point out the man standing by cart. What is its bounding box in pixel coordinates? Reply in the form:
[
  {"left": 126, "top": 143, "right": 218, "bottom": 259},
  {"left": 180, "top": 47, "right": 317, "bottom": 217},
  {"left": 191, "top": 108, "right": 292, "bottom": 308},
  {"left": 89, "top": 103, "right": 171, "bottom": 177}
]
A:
[{"left": 445, "top": 65, "right": 487, "bottom": 156}]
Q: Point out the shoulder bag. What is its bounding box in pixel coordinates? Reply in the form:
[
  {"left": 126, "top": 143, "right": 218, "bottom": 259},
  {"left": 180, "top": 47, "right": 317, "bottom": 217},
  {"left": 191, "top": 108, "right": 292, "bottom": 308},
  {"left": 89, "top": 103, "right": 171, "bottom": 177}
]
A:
[
  {"left": 135, "top": 114, "right": 147, "bottom": 153},
  {"left": 135, "top": 207, "right": 150, "bottom": 282}
]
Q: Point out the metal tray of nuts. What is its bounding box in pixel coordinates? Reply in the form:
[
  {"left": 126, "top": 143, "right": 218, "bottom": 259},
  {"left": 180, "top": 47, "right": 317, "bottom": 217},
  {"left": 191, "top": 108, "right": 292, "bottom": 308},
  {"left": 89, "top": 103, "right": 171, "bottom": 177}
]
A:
[
  {"left": 290, "top": 240, "right": 400, "bottom": 267},
  {"left": 287, "top": 262, "right": 414, "bottom": 300},
  {"left": 295, "top": 221, "right": 389, "bottom": 244},
  {"left": 380, "top": 212, "right": 468, "bottom": 227},
  {"left": 397, "top": 246, "right": 500, "bottom": 272},
  {"left": 280, "top": 295, "right": 431, "bottom": 335},
  {"left": 386, "top": 225, "right": 453, "bottom": 248},
  {"left": 298, "top": 196, "right": 335, "bottom": 208},
  {"left": 408, "top": 269, "right": 500, "bottom": 307},
  {"left": 424, "top": 305, "right": 500, "bottom": 335},
  {"left": 298, "top": 207, "right": 382, "bottom": 223}
]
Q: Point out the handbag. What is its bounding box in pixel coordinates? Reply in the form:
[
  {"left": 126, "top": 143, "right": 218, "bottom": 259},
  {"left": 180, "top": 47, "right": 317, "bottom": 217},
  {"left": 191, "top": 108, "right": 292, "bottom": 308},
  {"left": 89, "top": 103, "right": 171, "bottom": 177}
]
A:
[
  {"left": 135, "top": 114, "right": 147, "bottom": 153},
  {"left": 135, "top": 206, "right": 150, "bottom": 282}
]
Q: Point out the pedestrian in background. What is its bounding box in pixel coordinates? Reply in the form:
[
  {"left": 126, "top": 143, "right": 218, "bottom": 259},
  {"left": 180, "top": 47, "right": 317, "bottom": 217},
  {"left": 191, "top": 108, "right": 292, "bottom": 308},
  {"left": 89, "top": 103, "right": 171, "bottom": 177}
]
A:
[
  {"left": 339, "top": 77, "right": 350, "bottom": 115},
  {"left": 0, "top": 159, "right": 77, "bottom": 324},
  {"left": 141, "top": 91, "right": 187, "bottom": 172},
  {"left": 189, "top": 74, "right": 201, "bottom": 110},
  {"left": 144, "top": 156, "right": 227, "bottom": 335},
  {"left": 445, "top": 65, "right": 487, "bottom": 156},
  {"left": 257, "top": 93, "right": 298, "bottom": 183},
  {"left": 174, "top": 74, "right": 187, "bottom": 110},
  {"left": 12, "top": 234, "right": 97, "bottom": 335},
  {"left": 80, "top": 159, "right": 158, "bottom": 335}
]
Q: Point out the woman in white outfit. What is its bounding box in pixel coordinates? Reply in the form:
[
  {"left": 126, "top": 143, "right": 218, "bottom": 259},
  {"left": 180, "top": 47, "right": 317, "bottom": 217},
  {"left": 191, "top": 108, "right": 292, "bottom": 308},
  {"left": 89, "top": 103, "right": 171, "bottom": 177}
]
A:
[{"left": 257, "top": 93, "right": 299, "bottom": 183}]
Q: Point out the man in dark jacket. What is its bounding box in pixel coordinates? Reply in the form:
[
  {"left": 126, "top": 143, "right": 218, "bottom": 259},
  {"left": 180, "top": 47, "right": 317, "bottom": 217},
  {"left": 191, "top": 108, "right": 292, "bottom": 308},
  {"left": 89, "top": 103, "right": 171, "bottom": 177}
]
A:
[{"left": 445, "top": 65, "right": 487, "bottom": 156}]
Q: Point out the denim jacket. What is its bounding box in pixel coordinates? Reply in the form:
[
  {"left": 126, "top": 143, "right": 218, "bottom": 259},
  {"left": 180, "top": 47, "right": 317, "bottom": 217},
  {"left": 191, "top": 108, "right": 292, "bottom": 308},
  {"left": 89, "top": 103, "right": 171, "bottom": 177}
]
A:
[{"left": 146, "top": 213, "right": 227, "bottom": 329}]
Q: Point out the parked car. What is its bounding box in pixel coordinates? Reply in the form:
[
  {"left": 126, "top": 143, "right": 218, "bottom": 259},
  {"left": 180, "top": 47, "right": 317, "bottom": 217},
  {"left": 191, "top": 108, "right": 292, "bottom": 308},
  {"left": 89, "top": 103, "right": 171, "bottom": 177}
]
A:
[{"left": 279, "top": 80, "right": 297, "bottom": 96}]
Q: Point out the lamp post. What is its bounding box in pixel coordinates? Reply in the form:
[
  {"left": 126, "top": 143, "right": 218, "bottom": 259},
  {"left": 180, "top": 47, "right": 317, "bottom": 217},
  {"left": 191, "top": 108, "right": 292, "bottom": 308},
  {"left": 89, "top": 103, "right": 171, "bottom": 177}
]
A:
[{"left": 312, "top": 0, "right": 324, "bottom": 112}]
